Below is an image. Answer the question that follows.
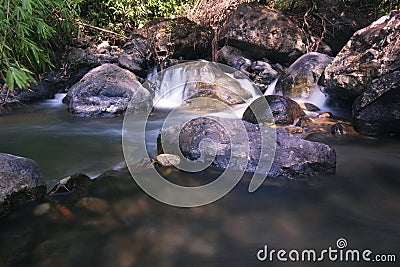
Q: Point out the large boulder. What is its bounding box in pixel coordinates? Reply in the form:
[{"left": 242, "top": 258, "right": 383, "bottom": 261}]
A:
[
  {"left": 0, "top": 153, "right": 46, "bottom": 217},
  {"left": 221, "top": 2, "right": 307, "bottom": 63},
  {"left": 158, "top": 117, "right": 336, "bottom": 179},
  {"left": 137, "top": 17, "right": 212, "bottom": 60},
  {"left": 352, "top": 72, "right": 400, "bottom": 136},
  {"left": 243, "top": 95, "right": 305, "bottom": 125},
  {"left": 323, "top": 11, "right": 400, "bottom": 100},
  {"left": 64, "top": 64, "right": 152, "bottom": 118},
  {"left": 279, "top": 52, "right": 333, "bottom": 99}
]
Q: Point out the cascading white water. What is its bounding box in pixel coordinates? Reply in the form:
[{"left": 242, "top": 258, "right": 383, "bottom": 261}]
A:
[
  {"left": 148, "top": 62, "right": 262, "bottom": 111},
  {"left": 264, "top": 78, "right": 279, "bottom": 96},
  {"left": 292, "top": 85, "right": 330, "bottom": 112},
  {"left": 264, "top": 78, "right": 330, "bottom": 112},
  {"left": 40, "top": 93, "right": 67, "bottom": 108}
]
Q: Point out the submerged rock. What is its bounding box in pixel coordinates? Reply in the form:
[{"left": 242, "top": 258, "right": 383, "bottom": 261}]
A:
[
  {"left": 0, "top": 153, "right": 46, "bottom": 217},
  {"left": 158, "top": 117, "right": 336, "bottom": 179},
  {"left": 64, "top": 64, "right": 152, "bottom": 118},
  {"left": 243, "top": 95, "right": 305, "bottom": 125},
  {"left": 279, "top": 52, "right": 333, "bottom": 99},
  {"left": 76, "top": 197, "right": 109, "bottom": 214},
  {"left": 222, "top": 2, "right": 307, "bottom": 63}
]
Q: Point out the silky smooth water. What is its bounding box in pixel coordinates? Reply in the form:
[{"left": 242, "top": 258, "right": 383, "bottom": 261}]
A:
[{"left": 0, "top": 96, "right": 399, "bottom": 267}]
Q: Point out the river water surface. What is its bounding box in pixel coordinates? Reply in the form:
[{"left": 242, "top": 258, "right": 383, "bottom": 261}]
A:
[{"left": 0, "top": 95, "right": 399, "bottom": 267}]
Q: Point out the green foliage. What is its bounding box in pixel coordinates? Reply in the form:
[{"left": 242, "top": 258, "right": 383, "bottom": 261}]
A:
[
  {"left": 0, "top": 0, "right": 78, "bottom": 91},
  {"left": 78, "top": 0, "right": 195, "bottom": 32}
]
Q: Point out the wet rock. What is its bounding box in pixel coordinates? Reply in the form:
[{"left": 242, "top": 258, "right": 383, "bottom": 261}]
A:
[
  {"left": 158, "top": 117, "right": 336, "bottom": 179},
  {"left": 0, "top": 153, "right": 46, "bottom": 217},
  {"left": 64, "top": 48, "right": 101, "bottom": 84},
  {"left": 118, "top": 35, "right": 153, "bottom": 78},
  {"left": 64, "top": 64, "right": 152, "bottom": 118},
  {"left": 49, "top": 173, "right": 91, "bottom": 196},
  {"left": 279, "top": 52, "right": 333, "bottom": 99},
  {"left": 218, "top": 46, "right": 252, "bottom": 75},
  {"left": 76, "top": 197, "right": 109, "bottom": 214},
  {"left": 318, "top": 112, "right": 333, "bottom": 118},
  {"left": 296, "top": 116, "right": 314, "bottom": 127},
  {"left": 331, "top": 123, "right": 357, "bottom": 136},
  {"left": 251, "top": 60, "right": 279, "bottom": 92},
  {"left": 243, "top": 95, "right": 305, "bottom": 125},
  {"left": 137, "top": 17, "right": 211, "bottom": 60},
  {"left": 352, "top": 87, "right": 400, "bottom": 136},
  {"left": 0, "top": 78, "right": 58, "bottom": 108},
  {"left": 299, "top": 102, "right": 320, "bottom": 112},
  {"left": 324, "top": 11, "right": 400, "bottom": 100},
  {"left": 156, "top": 154, "right": 181, "bottom": 167},
  {"left": 222, "top": 2, "right": 307, "bottom": 63},
  {"left": 285, "top": 126, "right": 303, "bottom": 134}
]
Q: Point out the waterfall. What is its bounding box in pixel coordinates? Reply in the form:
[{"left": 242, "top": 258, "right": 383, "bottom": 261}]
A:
[
  {"left": 264, "top": 78, "right": 279, "bottom": 96},
  {"left": 146, "top": 61, "right": 261, "bottom": 110},
  {"left": 40, "top": 93, "right": 67, "bottom": 108}
]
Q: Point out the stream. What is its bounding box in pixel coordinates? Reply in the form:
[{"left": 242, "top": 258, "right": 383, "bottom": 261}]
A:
[{"left": 0, "top": 93, "right": 399, "bottom": 266}]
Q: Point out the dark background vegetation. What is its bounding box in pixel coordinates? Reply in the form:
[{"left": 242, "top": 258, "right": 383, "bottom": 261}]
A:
[{"left": 0, "top": 0, "right": 398, "bottom": 92}]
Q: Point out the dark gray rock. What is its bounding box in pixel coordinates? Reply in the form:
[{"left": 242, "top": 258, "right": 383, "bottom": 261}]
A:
[
  {"left": 49, "top": 173, "right": 91, "bottom": 198},
  {"left": 64, "top": 63, "right": 152, "bottom": 118},
  {"left": 279, "top": 52, "right": 333, "bottom": 99},
  {"left": 324, "top": 10, "right": 400, "bottom": 100},
  {"left": 243, "top": 95, "right": 305, "bottom": 125},
  {"left": 218, "top": 46, "right": 252, "bottom": 75},
  {"left": 118, "top": 35, "right": 154, "bottom": 78},
  {"left": 0, "top": 153, "right": 46, "bottom": 217},
  {"left": 251, "top": 60, "right": 279, "bottom": 92},
  {"left": 0, "top": 78, "right": 57, "bottom": 109},
  {"left": 353, "top": 86, "right": 400, "bottom": 136},
  {"left": 158, "top": 117, "right": 336, "bottom": 179},
  {"left": 222, "top": 2, "right": 307, "bottom": 63},
  {"left": 137, "top": 17, "right": 212, "bottom": 60}
]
